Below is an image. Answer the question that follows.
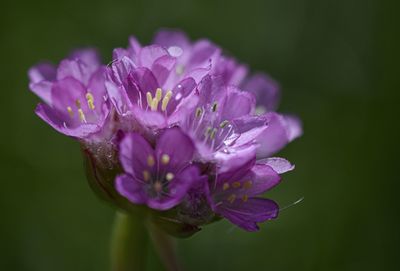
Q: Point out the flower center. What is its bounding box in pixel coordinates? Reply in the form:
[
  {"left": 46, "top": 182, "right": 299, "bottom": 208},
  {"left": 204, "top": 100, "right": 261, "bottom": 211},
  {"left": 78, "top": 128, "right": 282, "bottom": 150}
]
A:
[
  {"left": 142, "top": 154, "right": 175, "bottom": 198},
  {"left": 65, "top": 91, "right": 97, "bottom": 124},
  {"left": 190, "top": 102, "right": 237, "bottom": 151}
]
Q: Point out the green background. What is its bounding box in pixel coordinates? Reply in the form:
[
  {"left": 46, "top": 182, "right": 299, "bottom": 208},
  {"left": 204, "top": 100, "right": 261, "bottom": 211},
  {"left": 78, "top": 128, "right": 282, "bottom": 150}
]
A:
[{"left": 1, "top": 0, "right": 398, "bottom": 270}]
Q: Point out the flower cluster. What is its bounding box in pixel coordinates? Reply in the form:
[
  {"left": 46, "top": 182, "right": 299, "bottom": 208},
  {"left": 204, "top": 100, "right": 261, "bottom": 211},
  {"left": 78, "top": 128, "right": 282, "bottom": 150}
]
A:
[{"left": 29, "top": 30, "right": 301, "bottom": 233}]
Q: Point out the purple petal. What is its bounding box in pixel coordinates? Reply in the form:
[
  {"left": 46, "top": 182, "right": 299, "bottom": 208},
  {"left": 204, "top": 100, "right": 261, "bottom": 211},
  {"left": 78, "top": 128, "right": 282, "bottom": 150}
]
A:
[
  {"left": 118, "top": 132, "right": 155, "bottom": 178},
  {"left": 139, "top": 45, "right": 169, "bottom": 69},
  {"left": 242, "top": 73, "right": 280, "bottom": 112},
  {"left": 221, "top": 86, "right": 255, "bottom": 121},
  {"left": 127, "top": 67, "right": 159, "bottom": 99},
  {"left": 245, "top": 164, "right": 281, "bottom": 195},
  {"left": 69, "top": 48, "right": 101, "bottom": 68},
  {"left": 35, "top": 103, "right": 99, "bottom": 138},
  {"left": 115, "top": 174, "right": 147, "bottom": 204},
  {"left": 29, "top": 80, "right": 53, "bottom": 105},
  {"left": 187, "top": 40, "right": 221, "bottom": 71},
  {"left": 284, "top": 114, "right": 303, "bottom": 141},
  {"left": 153, "top": 30, "right": 191, "bottom": 51},
  {"left": 56, "top": 59, "right": 93, "bottom": 85},
  {"left": 148, "top": 165, "right": 201, "bottom": 210},
  {"left": 215, "top": 144, "right": 256, "bottom": 174},
  {"left": 50, "top": 77, "right": 87, "bottom": 115},
  {"left": 151, "top": 54, "right": 177, "bottom": 86},
  {"left": 131, "top": 106, "right": 167, "bottom": 128},
  {"left": 258, "top": 157, "right": 295, "bottom": 174},
  {"left": 256, "top": 112, "right": 293, "bottom": 158},
  {"left": 216, "top": 198, "right": 279, "bottom": 231},
  {"left": 28, "top": 62, "right": 56, "bottom": 83},
  {"left": 155, "top": 128, "right": 195, "bottom": 172}
]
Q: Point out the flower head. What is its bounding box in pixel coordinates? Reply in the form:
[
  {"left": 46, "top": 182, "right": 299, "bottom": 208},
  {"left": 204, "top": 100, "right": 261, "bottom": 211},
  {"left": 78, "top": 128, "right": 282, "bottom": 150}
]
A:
[{"left": 30, "top": 30, "right": 302, "bottom": 234}]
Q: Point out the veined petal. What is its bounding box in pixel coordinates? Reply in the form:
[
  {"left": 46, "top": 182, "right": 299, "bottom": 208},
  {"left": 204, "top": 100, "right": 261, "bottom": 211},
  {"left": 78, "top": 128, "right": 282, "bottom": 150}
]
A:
[
  {"left": 118, "top": 132, "right": 155, "bottom": 178},
  {"left": 216, "top": 198, "right": 279, "bottom": 231}
]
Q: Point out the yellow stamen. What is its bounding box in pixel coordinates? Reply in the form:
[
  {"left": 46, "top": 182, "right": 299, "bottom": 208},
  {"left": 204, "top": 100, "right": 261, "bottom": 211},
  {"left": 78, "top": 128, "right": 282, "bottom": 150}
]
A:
[
  {"left": 86, "top": 92, "right": 95, "bottom": 110},
  {"left": 146, "top": 92, "right": 153, "bottom": 108},
  {"left": 166, "top": 172, "right": 174, "bottom": 181},
  {"left": 161, "top": 90, "right": 172, "bottom": 111},
  {"left": 243, "top": 180, "right": 252, "bottom": 189},
  {"left": 220, "top": 120, "right": 229, "bottom": 128},
  {"left": 223, "top": 183, "right": 230, "bottom": 191},
  {"left": 155, "top": 88, "right": 162, "bottom": 101},
  {"left": 210, "top": 128, "right": 218, "bottom": 139},
  {"left": 75, "top": 99, "right": 82, "bottom": 108},
  {"left": 147, "top": 155, "right": 155, "bottom": 167},
  {"left": 227, "top": 194, "right": 236, "bottom": 204},
  {"left": 211, "top": 102, "right": 218, "bottom": 112},
  {"left": 143, "top": 170, "right": 150, "bottom": 181},
  {"left": 232, "top": 181, "right": 241, "bottom": 188},
  {"left": 151, "top": 98, "right": 159, "bottom": 111},
  {"left": 204, "top": 126, "right": 212, "bottom": 137},
  {"left": 161, "top": 154, "right": 170, "bottom": 165},
  {"left": 195, "top": 107, "right": 202, "bottom": 117},
  {"left": 78, "top": 108, "right": 86, "bottom": 123},
  {"left": 242, "top": 194, "right": 249, "bottom": 202},
  {"left": 67, "top": 106, "right": 74, "bottom": 118}
]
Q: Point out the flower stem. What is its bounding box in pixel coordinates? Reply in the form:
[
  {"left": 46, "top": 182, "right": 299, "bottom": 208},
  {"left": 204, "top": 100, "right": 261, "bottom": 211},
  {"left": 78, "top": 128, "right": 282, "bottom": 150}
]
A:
[
  {"left": 147, "top": 222, "right": 184, "bottom": 271},
  {"left": 111, "top": 211, "right": 148, "bottom": 271}
]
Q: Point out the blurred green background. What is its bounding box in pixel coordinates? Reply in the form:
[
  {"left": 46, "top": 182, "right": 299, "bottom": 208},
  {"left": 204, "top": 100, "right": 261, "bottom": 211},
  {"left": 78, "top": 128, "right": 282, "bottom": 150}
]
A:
[{"left": 1, "top": 0, "right": 399, "bottom": 270}]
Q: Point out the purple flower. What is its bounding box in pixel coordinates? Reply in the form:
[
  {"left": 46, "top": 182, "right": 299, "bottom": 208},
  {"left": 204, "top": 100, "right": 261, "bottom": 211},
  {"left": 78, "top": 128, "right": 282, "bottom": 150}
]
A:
[
  {"left": 182, "top": 75, "right": 267, "bottom": 172},
  {"left": 29, "top": 49, "right": 110, "bottom": 139},
  {"left": 207, "top": 157, "right": 294, "bottom": 231},
  {"left": 149, "top": 30, "right": 302, "bottom": 156},
  {"left": 115, "top": 128, "right": 203, "bottom": 210},
  {"left": 107, "top": 41, "right": 200, "bottom": 131}
]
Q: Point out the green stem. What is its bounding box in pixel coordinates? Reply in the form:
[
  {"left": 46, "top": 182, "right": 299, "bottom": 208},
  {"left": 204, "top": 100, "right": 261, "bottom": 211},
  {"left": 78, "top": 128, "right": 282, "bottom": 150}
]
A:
[
  {"left": 111, "top": 211, "right": 148, "bottom": 271},
  {"left": 147, "top": 222, "right": 184, "bottom": 271}
]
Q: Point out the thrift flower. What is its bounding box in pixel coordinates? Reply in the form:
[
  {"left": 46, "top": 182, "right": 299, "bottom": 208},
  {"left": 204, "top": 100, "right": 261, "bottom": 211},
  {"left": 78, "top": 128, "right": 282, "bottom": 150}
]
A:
[
  {"left": 116, "top": 128, "right": 203, "bottom": 210},
  {"left": 29, "top": 49, "right": 110, "bottom": 139},
  {"left": 207, "top": 157, "right": 294, "bottom": 231}
]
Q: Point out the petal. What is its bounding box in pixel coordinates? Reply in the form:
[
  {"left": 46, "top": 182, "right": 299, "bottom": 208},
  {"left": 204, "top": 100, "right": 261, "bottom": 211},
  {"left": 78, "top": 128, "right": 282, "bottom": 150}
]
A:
[
  {"left": 151, "top": 54, "right": 177, "bottom": 86},
  {"left": 105, "top": 81, "right": 131, "bottom": 115},
  {"left": 187, "top": 40, "right": 221, "bottom": 71},
  {"left": 127, "top": 67, "right": 159, "bottom": 98},
  {"left": 56, "top": 59, "right": 93, "bottom": 85},
  {"left": 245, "top": 164, "right": 281, "bottom": 195},
  {"left": 216, "top": 198, "right": 279, "bottom": 231},
  {"left": 28, "top": 62, "right": 56, "bottom": 83},
  {"left": 69, "top": 48, "right": 101, "bottom": 68},
  {"left": 230, "top": 115, "right": 268, "bottom": 147},
  {"left": 284, "top": 114, "right": 303, "bottom": 141},
  {"left": 221, "top": 86, "right": 255, "bottom": 121},
  {"left": 50, "top": 77, "right": 87, "bottom": 115},
  {"left": 29, "top": 80, "right": 53, "bottom": 105},
  {"left": 153, "top": 29, "right": 191, "bottom": 51},
  {"left": 131, "top": 106, "right": 167, "bottom": 129},
  {"left": 155, "top": 128, "right": 195, "bottom": 172},
  {"left": 258, "top": 157, "right": 295, "bottom": 174},
  {"left": 255, "top": 112, "right": 290, "bottom": 158},
  {"left": 139, "top": 45, "right": 169, "bottom": 69},
  {"left": 215, "top": 144, "right": 256, "bottom": 174},
  {"left": 115, "top": 174, "right": 147, "bottom": 204},
  {"left": 109, "top": 56, "right": 136, "bottom": 85},
  {"left": 148, "top": 165, "right": 201, "bottom": 210},
  {"left": 35, "top": 103, "right": 99, "bottom": 138},
  {"left": 242, "top": 73, "right": 281, "bottom": 112},
  {"left": 118, "top": 132, "right": 155, "bottom": 178}
]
